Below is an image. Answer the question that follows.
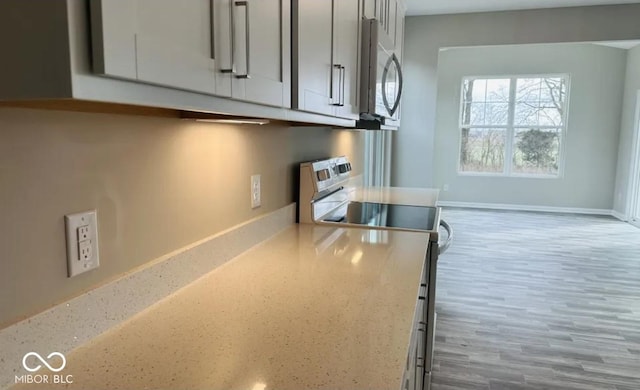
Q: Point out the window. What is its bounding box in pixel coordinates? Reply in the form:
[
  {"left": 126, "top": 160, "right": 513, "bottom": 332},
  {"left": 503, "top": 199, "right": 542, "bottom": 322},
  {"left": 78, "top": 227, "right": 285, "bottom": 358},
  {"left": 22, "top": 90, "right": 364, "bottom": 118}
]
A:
[{"left": 459, "top": 75, "right": 569, "bottom": 177}]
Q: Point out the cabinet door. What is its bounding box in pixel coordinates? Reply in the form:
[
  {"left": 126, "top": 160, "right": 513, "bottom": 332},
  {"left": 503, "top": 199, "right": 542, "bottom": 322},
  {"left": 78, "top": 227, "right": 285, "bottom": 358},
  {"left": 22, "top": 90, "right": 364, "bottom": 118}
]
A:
[
  {"left": 333, "top": 0, "right": 361, "bottom": 120},
  {"left": 91, "top": 0, "right": 225, "bottom": 96},
  {"left": 135, "top": 0, "right": 216, "bottom": 94},
  {"left": 371, "top": 0, "right": 398, "bottom": 49},
  {"left": 90, "top": 0, "right": 137, "bottom": 80},
  {"left": 387, "top": 0, "right": 397, "bottom": 48},
  {"left": 292, "top": 0, "right": 334, "bottom": 116},
  {"left": 231, "top": 0, "right": 291, "bottom": 108}
]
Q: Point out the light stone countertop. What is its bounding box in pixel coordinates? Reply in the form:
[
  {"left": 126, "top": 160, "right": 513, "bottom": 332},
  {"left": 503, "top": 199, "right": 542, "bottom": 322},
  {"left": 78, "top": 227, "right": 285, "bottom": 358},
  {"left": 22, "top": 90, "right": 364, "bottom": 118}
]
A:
[{"left": 14, "top": 223, "right": 430, "bottom": 390}]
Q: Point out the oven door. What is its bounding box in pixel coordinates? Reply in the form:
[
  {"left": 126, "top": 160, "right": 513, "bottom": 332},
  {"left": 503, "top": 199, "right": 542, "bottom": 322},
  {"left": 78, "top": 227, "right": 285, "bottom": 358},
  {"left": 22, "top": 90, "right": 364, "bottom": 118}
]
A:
[{"left": 374, "top": 46, "right": 403, "bottom": 122}]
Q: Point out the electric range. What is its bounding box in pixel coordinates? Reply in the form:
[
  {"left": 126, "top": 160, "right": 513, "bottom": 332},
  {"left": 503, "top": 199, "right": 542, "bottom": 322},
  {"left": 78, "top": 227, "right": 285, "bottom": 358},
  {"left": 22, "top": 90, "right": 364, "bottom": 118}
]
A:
[{"left": 298, "top": 156, "right": 452, "bottom": 390}]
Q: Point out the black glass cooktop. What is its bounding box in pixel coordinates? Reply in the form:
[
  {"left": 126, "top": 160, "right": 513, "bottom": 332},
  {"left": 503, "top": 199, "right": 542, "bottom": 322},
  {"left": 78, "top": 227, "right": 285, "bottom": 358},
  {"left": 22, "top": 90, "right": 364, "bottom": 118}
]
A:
[{"left": 321, "top": 201, "right": 437, "bottom": 231}]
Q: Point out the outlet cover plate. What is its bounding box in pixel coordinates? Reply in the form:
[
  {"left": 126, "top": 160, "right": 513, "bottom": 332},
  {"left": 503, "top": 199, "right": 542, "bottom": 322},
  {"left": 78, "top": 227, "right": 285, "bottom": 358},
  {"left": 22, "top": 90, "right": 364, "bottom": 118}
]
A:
[
  {"left": 65, "top": 210, "right": 100, "bottom": 277},
  {"left": 251, "top": 174, "right": 261, "bottom": 209}
]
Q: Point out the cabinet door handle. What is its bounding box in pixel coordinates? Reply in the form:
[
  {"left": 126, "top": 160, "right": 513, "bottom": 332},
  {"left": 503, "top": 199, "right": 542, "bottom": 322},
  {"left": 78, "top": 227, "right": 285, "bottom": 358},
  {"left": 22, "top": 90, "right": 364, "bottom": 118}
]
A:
[
  {"left": 340, "top": 65, "right": 346, "bottom": 107},
  {"left": 331, "top": 64, "right": 343, "bottom": 106},
  {"left": 234, "top": 0, "right": 251, "bottom": 79},
  {"left": 438, "top": 219, "right": 454, "bottom": 255},
  {"left": 209, "top": 0, "right": 216, "bottom": 60},
  {"left": 220, "top": 0, "right": 236, "bottom": 73}
]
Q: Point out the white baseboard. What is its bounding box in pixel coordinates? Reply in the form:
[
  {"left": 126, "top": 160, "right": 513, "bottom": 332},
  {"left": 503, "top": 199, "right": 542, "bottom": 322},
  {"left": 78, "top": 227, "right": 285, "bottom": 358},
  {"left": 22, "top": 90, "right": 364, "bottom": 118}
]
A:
[
  {"left": 610, "top": 210, "right": 628, "bottom": 221},
  {"left": 436, "top": 201, "right": 614, "bottom": 216}
]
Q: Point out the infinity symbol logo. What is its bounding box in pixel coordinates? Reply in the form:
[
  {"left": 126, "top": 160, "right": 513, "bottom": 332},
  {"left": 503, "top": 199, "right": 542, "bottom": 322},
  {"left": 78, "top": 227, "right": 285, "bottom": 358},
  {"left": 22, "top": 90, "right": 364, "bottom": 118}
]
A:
[{"left": 22, "top": 352, "right": 67, "bottom": 373}]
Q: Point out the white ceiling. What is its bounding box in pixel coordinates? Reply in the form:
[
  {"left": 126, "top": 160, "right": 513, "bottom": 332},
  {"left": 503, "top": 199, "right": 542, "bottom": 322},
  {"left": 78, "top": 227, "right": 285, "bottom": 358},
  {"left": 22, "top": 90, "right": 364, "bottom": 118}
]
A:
[{"left": 406, "top": 0, "right": 640, "bottom": 16}]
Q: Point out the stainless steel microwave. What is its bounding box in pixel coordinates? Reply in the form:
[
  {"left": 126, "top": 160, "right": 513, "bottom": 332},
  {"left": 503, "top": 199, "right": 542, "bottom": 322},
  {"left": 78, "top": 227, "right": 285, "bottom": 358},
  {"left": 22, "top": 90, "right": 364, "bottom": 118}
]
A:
[{"left": 359, "top": 17, "right": 403, "bottom": 128}]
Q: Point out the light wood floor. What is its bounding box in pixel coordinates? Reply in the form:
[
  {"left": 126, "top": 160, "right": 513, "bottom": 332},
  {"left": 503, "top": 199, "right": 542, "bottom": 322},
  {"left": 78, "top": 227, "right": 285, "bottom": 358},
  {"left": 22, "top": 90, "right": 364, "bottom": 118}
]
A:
[{"left": 432, "top": 208, "right": 640, "bottom": 390}]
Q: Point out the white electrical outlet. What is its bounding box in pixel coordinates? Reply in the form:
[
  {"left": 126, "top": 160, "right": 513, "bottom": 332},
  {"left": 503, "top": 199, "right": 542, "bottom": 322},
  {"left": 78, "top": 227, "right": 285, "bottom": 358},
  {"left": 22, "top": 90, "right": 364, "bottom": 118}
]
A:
[
  {"left": 78, "top": 225, "right": 90, "bottom": 241},
  {"left": 65, "top": 210, "right": 100, "bottom": 277},
  {"left": 443, "top": 184, "right": 450, "bottom": 191},
  {"left": 251, "top": 174, "right": 261, "bottom": 209},
  {"left": 78, "top": 239, "right": 93, "bottom": 261}
]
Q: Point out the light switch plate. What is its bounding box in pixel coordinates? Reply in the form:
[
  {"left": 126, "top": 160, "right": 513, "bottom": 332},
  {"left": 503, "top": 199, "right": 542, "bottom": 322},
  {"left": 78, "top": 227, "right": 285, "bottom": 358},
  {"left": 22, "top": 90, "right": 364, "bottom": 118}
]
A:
[{"left": 65, "top": 210, "right": 100, "bottom": 277}]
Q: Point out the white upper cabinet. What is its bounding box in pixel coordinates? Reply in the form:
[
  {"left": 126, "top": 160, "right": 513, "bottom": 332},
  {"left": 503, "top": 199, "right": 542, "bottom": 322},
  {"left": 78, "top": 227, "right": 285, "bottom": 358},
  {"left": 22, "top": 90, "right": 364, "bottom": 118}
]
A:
[
  {"left": 333, "top": 0, "right": 361, "bottom": 120},
  {"left": 89, "top": 1, "right": 137, "bottom": 80},
  {"left": 293, "top": 0, "right": 360, "bottom": 120},
  {"left": 395, "top": 0, "right": 406, "bottom": 62},
  {"left": 362, "top": 0, "right": 404, "bottom": 51},
  {"left": 135, "top": 0, "right": 218, "bottom": 95},
  {"left": 292, "top": 1, "right": 334, "bottom": 116},
  {"left": 229, "top": 0, "right": 291, "bottom": 108},
  {"left": 90, "top": 0, "right": 289, "bottom": 106},
  {"left": 91, "top": 0, "right": 223, "bottom": 95},
  {"left": 363, "top": 0, "right": 376, "bottom": 19}
]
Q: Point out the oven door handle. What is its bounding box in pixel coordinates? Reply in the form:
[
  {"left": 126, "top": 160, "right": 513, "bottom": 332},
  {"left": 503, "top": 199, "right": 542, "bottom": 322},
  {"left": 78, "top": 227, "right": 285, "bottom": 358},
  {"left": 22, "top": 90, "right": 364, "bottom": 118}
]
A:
[{"left": 438, "top": 219, "right": 453, "bottom": 255}]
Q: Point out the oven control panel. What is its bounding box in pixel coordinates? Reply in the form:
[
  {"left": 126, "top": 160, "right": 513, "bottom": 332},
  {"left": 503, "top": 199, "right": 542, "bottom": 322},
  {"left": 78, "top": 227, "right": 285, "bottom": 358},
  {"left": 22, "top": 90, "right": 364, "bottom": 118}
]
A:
[
  {"left": 299, "top": 156, "right": 353, "bottom": 223},
  {"left": 307, "top": 156, "right": 352, "bottom": 193}
]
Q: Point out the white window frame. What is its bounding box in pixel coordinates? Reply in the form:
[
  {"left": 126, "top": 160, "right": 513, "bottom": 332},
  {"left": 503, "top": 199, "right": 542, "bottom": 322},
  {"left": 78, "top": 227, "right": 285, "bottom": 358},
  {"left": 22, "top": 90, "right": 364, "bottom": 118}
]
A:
[{"left": 457, "top": 74, "right": 571, "bottom": 178}]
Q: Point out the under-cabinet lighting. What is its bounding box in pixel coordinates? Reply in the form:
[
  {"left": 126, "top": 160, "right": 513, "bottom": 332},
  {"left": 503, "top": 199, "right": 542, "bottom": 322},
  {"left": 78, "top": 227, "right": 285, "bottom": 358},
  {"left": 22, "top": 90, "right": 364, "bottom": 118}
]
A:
[{"left": 193, "top": 118, "right": 270, "bottom": 125}]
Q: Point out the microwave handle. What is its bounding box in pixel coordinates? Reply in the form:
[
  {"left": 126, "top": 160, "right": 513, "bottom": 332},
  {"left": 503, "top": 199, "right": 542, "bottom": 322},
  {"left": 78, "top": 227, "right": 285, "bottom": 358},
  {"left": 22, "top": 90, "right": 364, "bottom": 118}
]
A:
[{"left": 381, "top": 53, "right": 403, "bottom": 117}]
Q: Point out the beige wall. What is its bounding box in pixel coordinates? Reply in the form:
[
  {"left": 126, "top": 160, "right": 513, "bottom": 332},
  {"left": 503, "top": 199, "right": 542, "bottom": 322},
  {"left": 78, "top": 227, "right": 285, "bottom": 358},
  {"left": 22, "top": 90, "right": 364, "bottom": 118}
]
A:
[{"left": 0, "top": 107, "right": 365, "bottom": 327}]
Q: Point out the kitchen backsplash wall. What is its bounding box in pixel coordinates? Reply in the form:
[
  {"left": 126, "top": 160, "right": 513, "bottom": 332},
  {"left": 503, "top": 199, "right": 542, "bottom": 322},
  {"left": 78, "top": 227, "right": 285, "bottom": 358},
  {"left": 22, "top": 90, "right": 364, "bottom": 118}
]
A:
[{"left": 0, "top": 107, "right": 364, "bottom": 327}]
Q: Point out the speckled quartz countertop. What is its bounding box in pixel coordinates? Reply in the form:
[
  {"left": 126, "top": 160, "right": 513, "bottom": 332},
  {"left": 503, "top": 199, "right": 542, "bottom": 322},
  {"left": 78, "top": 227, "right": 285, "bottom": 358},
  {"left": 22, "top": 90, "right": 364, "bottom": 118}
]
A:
[{"left": 15, "top": 224, "right": 430, "bottom": 390}]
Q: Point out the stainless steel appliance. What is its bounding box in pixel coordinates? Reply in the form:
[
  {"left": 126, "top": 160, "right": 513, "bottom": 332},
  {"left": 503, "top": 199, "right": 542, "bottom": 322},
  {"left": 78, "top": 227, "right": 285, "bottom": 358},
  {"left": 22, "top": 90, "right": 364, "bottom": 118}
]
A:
[
  {"left": 358, "top": 17, "right": 404, "bottom": 129},
  {"left": 298, "top": 157, "right": 452, "bottom": 390}
]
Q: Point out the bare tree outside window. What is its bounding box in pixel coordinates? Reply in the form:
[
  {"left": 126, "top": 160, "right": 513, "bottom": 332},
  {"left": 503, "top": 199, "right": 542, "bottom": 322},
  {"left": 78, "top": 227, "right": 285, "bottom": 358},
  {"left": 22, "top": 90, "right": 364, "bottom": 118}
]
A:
[{"left": 459, "top": 75, "right": 568, "bottom": 176}]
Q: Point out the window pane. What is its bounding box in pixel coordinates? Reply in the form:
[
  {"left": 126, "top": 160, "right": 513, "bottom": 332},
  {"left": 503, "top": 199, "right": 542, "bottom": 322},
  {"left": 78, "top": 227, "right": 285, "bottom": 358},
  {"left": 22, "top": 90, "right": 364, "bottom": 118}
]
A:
[
  {"left": 538, "top": 107, "right": 562, "bottom": 126},
  {"left": 460, "top": 128, "right": 506, "bottom": 173},
  {"left": 514, "top": 102, "right": 539, "bottom": 126},
  {"left": 512, "top": 128, "right": 560, "bottom": 175},
  {"left": 515, "top": 77, "right": 566, "bottom": 127},
  {"left": 461, "top": 78, "right": 510, "bottom": 125},
  {"left": 485, "top": 79, "right": 510, "bottom": 102},
  {"left": 461, "top": 102, "right": 485, "bottom": 125},
  {"left": 463, "top": 79, "right": 487, "bottom": 103},
  {"left": 485, "top": 103, "right": 509, "bottom": 125},
  {"left": 515, "top": 78, "right": 542, "bottom": 102}
]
